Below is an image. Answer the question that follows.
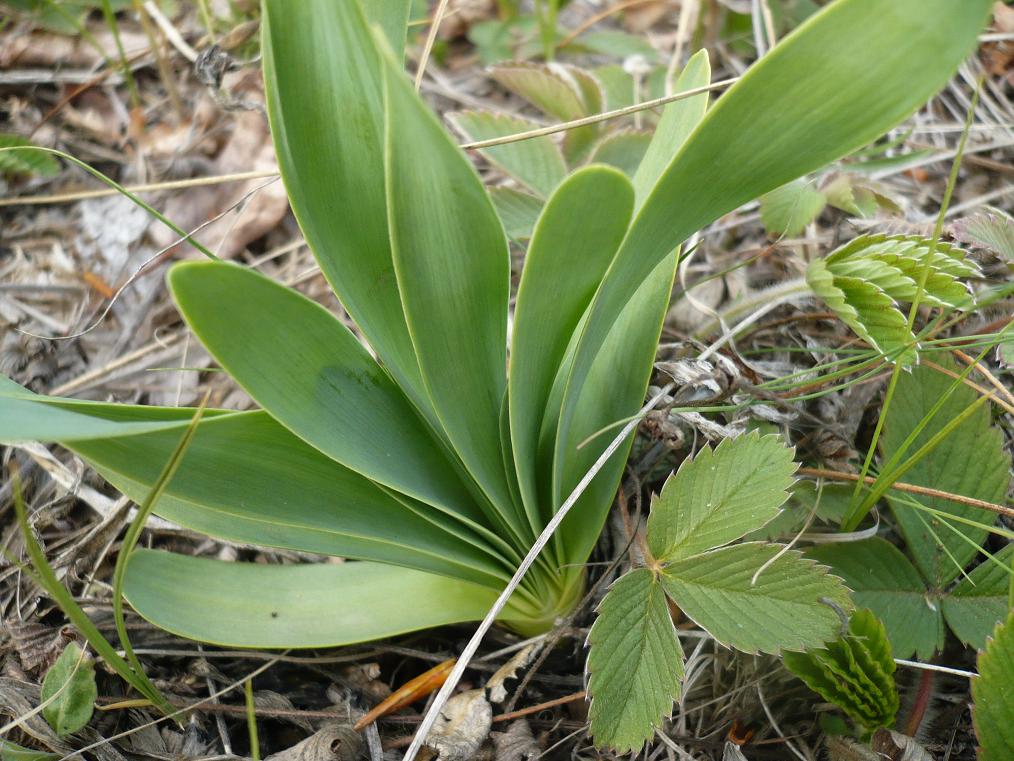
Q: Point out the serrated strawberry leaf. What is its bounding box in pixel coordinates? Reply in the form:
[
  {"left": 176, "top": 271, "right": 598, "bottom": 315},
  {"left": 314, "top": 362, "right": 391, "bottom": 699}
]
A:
[
  {"left": 661, "top": 543, "right": 850, "bottom": 654},
  {"left": 587, "top": 569, "right": 684, "bottom": 754},
  {"left": 973, "top": 610, "right": 1014, "bottom": 761},
  {"left": 646, "top": 433, "right": 798, "bottom": 563}
]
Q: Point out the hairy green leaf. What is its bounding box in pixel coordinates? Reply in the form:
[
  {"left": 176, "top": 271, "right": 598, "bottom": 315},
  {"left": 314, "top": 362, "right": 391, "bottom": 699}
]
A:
[
  {"left": 783, "top": 609, "right": 898, "bottom": 732},
  {"left": 942, "top": 545, "right": 1014, "bottom": 651},
  {"left": 489, "top": 62, "right": 603, "bottom": 163},
  {"left": 760, "top": 180, "right": 826, "bottom": 237},
  {"left": 0, "top": 740, "right": 59, "bottom": 761},
  {"left": 124, "top": 551, "right": 504, "bottom": 648},
  {"left": 973, "top": 610, "right": 1014, "bottom": 761},
  {"left": 449, "top": 111, "right": 567, "bottom": 197},
  {"left": 0, "top": 133, "right": 60, "bottom": 176},
  {"left": 647, "top": 433, "right": 798, "bottom": 563},
  {"left": 882, "top": 358, "right": 1009, "bottom": 587},
  {"left": 41, "top": 642, "right": 96, "bottom": 736},
  {"left": 662, "top": 543, "right": 850, "bottom": 654},
  {"left": 807, "top": 539, "right": 943, "bottom": 660},
  {"left": 952, "top": 209, "right": 1014, "bottom": 259},
  {"left": 587, "top": 569, "right": 683, "bottom": 754}
]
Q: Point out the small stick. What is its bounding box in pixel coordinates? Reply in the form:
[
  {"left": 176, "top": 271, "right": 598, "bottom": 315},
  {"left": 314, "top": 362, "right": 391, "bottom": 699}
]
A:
[
  {"left": 460, "top": 78, "right": 739, "bottom": 150},
  {"left": 797, "top": 467, "right": 1014, "bottom": 518}
]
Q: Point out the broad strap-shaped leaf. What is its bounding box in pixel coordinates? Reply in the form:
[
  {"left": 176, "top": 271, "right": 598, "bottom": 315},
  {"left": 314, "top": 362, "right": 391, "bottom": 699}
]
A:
[
  {"left": 942, "top": 545, "right": 1014, "bottom": 650},
  {"left": 973, "top": 611, "right": 1014, "bottom": 761},
  {"left": 632, "top": 50, "right": 710, "bottom": 206},
  {"left": 548, "top": 53, "right": 710, "bottom": 532},
  {"left": 262, "top": 0, "right": 431, "bottom": 418},
  {"left": 587, "top": 569, "right": 684, "bottom": 754},
  {"left": 760, "top": 179, "right": 826, "bottom": 237},
  {"left": 646, "top": 433, "right": 798, "bottom": 563},
  {"left": 0, "top": 383, "right": 514, "bottom": 583},
  {"left": 41, "top": 642, "right": 96, "bottom": 736},
  {"left": 489, "top": 187, "right": 542, "bottom": 242},
  {"left": 0, "top": 385, "right": 209, "bottom": 442},
  {"left": 807, "top": 539, "right": 943, "bottom": 660},
  {"left": 71, "top": 412, "right": 513, "bottom": 588},
  {"left": 123, "top": 551, "right": 503, "bottom": 648},
  {"left": 362, "top": 0, "right": 411, "bottom": 62},
  {"left": 882, "top": 358, "right": 1010, "bottom": 587},
  {"left": 168, "top": 262, "right": 482, "bottom": 524},
  {"left": 383, "top": 59, "right": 516, "bottom": 524},
  {"left": 448, "top": 111, "right": 567, "bottom": 198},
  {"left": 661, "top": 543, "right": 850, "bottom": 654},
  {"left": 509, "top": 166, "right": 634, "bottom": 526},
  {"left": 783, "top": 609, "right": 898, "bottom": 731},
  {"left": 551, "top": 0, "right": 992, "bottom": 497},
  {"left": 553, "top": 252, "right": 679, "bottom": 571}
]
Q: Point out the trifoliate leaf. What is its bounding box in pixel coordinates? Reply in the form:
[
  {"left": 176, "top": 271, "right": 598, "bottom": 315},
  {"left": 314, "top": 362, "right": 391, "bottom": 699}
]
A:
[
  {"left": 972, "top": 611, "right": 1014, "bottom": 761},
  {"left": 952, "top": 209, "right": 1014, "bottom": 259},
  {"left": 646, "top": 432, "right": 798, "bottom": 563},
  {"left": 588, "top": 130, "right": 651, "bottom": 177},
  {"left": 661, "top": 543, "right": 850, "bottom": 654},
  {"left": 807, "top": 539, "right": 943, "bottom": 660},
  {"left": 489, "top": 187, "right": 542, "bottom": 242},
  {"left": 882, "top": 358, "right": 1010, "bottom": 588},
  {"left": 942, "top": 545, "right": 1014, "bottom": 650},
  {"left": 448, "top": 111, "right": 567, "bottom": 198},
  {"left": 0, "top": 134, "right": 59, "bottom": 177},
  {"left": 41, "top": 642, "right": 97, "bottom": 736},
  {"left": 760, "top": 179, "right": 827, "bottom": 237},
  {"left": 783, "top": 609, "right": 899, "bottom": 732},
  {"left": 587, "top": 569, "right": 684, "bottom": 754}
]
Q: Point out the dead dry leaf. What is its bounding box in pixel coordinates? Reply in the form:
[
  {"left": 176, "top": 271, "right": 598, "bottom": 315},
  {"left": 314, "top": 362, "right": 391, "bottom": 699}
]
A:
[
  {"left": 426, "top": 689, "right": 492, "bottom": 761},
  {"left": 486, "top": 644, "right": 537, "bottom": 705},
  {"left": 491, "top": 720, "right": 539, "bottom": 761},
  {"left": 264, "top": 724, "right": 364, "bottom": 761}
]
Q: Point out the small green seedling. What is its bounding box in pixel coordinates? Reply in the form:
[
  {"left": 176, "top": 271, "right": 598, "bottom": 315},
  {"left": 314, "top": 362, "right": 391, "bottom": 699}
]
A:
[
  {"left": 783, "top": 609, "right": 899, "bottom": 738},
  {"left": 40, "top": 642, "right": 97, "bottom": 737},
  {"left": 0, "top": 0, "right": 993, "bottom": 649}
]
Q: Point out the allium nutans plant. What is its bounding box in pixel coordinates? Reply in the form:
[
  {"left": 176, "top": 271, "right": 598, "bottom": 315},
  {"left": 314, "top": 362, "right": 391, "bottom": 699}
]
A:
[{"left": 0, "top": 0, "right": 992, "bottom": 646}]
